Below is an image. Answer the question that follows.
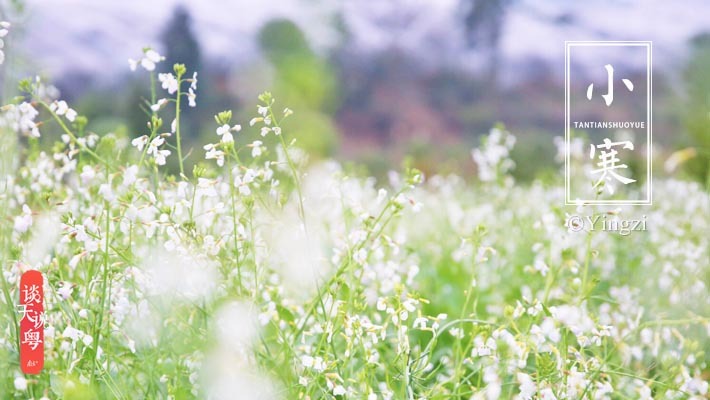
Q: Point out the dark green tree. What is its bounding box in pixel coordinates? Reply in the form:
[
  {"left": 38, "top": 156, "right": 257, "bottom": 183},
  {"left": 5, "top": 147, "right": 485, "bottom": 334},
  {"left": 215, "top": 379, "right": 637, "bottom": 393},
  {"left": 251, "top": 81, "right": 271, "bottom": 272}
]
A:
[
  {"left": 160, "top": 5, "right": 201, "bottom": 76},
  {"left": 160, "top": 5, "right": 202, "bottom": 141},
  {"left": 463, "top": 0, "right": 513, "bottom": 87},
  {"left": 257, "top": 19, "right": 339, "bottom": 156}
]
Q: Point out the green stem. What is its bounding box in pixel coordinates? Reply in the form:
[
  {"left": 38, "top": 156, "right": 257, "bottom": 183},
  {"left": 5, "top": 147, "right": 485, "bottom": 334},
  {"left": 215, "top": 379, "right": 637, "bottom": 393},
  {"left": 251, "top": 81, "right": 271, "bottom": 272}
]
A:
[
  {"left": 150, "top": 72, "right": 156, "bottom": 110},
  {"left": 175, "top": 80, "right": 184, "bottom": 176},
  {"left": 38, "top": 101, "right": 108, "bottom": 167},
  {"left": 290, "top": 187, "right": 407, "bottom": 341},
  {"left": 91, "top": 186, "right": 112, "bottom": 386},
  {"left": 0, "top": 178, "right": 18, "bottom": 347},
  {"left": 138, "top": 72, "right": 159, "bottom": 168},
  {"left": 268, "top": 107, "right": 306, "bottom": 227},
  {"left": 227, "top": 162, "right": 242, "bottom": 291}
]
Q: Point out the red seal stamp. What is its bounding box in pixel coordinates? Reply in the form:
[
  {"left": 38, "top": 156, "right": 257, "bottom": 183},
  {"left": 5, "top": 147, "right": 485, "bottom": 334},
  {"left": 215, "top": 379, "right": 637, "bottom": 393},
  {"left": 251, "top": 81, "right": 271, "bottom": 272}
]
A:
[{"left": 18, "top": 270, "right": 44, "bottom": 374}]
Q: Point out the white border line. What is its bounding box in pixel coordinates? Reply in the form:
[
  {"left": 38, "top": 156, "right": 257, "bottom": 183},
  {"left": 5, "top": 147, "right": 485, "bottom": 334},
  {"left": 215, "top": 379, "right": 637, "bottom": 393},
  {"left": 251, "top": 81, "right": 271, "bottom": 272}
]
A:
[{"left": 564, "top": 41, "right": 652, "bottom": 206}]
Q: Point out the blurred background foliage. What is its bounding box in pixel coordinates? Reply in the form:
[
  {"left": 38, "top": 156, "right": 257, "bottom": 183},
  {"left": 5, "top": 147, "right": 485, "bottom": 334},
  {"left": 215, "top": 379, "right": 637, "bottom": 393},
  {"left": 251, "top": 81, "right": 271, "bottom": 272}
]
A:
[
  {"left": 682, "top": 33, "right": 710, "bottom": 185},
  {"left": 0, "top": 0, "right": 708, "bottom": 186}
]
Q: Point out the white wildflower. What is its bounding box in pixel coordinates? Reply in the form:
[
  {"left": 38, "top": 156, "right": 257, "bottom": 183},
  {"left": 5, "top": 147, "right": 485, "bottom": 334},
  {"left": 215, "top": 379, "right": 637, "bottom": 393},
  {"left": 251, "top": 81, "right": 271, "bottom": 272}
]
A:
[
  {"left": 147, "top": 136, "right": 170, "bottom": 165},
  {"left": 151, "top": 98, "right": 168, "bottom": 111},
  {"left": 250, "top": 140, "right": 264, "bottom": 157},
  {"left": 98, "top": 183, "right": 116, "bottom": 202},
  {"left": 333, "top": 385, "right": 347, "bottom": 396},
  {"left": 145, "top": 49, "right": 162, "bottom": 64},
  {"left": 234, "top": 169, "right": 256, "bottom": 196},
  {"left": 413, "top": 317, "right": 427, "bottom": 330},
  {"left": 190, "top": 71, "right": 198, "bottom": 90},
  {"left": 204, "top": 144, "right": 225, "bottom": 167},
  {"left": 216, "top": 124, "right": 232, "bottom": 144},
  {"left": 472, "top": 127, "right": 516, "bottom": 182},
  {"left": 6, "top": 102, "right": 41, "bottom": 137},
  {"left": 123, "top": 165, "right": 139, "bottom": 186},
  {"left": 187, "top": 88, "right": 196, "bottom": 107},
  {"left": 14, "top": 376, "right": 27, "bottom": 391},
  {"left": 50, "top": 100, "right": 78, "bottom": 122},
  {"left": 517, "top": 372, "right": 537, "bottom": 400},
  {"left": 158, "top": 73, "right": 178, "bottom": 94},
  {"left": 539, "top": 388, "right": 557, "bottom": 400},
  {"left": 131, "top": 135, "right": 149, "bottom": 151},
  {"left": 129, "top": 48, "right": 164, "bottom": 72},
  {"left": 13, "top": 204, "right": 32, "bottom": 233},
  {"left": 57, "top": 283, "right": 73, "bottom": 300},
  {"left": 0, "top": 21, "right": 10, "bottom": 64}
]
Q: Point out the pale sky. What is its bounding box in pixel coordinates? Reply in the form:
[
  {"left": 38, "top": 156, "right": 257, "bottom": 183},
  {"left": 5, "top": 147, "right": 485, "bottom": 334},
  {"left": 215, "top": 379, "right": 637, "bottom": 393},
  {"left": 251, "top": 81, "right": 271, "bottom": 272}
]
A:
[{"left": 15, "top": 0, "right": 710, "bottom": 79}]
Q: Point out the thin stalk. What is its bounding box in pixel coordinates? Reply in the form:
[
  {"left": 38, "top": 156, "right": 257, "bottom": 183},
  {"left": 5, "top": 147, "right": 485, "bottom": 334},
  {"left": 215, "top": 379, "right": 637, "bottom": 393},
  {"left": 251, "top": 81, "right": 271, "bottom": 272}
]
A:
[
  {"left": 0, "top": 177, "right": 18, "bottom": 347},
  {"left": 138, "top": 72, "right": 159, "bottom": 168},
  {"left": 268, "top": 107, "right": 306, "bottom": 227},
  {"left": 38, "top": 100, "right": 108, "bottom": 167},
  {"left": 90, "top": 186, "right": 112, "bottom": 385},
  {"left": 227, "top": 162, "right": 242, "bottom": 290},
  {"left": 175, "top": 79, "right": 184, "bottom": 176},
  {"left": 291, "top": 188, "right": 407, "bottom": 341}
]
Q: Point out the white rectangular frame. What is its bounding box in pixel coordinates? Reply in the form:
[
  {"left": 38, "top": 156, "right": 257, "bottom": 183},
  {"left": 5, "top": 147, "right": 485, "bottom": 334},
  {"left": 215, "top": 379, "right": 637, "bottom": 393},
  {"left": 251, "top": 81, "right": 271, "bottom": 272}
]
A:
[{"left": 565, "top": 41, "right": 652, "bottom": 206}]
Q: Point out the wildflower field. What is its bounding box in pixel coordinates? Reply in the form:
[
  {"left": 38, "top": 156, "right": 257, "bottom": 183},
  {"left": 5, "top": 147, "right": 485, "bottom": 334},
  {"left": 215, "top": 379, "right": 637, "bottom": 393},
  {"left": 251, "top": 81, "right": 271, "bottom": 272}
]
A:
[{"left": 0, "top": 44, "right": 709, "bottom": 400}]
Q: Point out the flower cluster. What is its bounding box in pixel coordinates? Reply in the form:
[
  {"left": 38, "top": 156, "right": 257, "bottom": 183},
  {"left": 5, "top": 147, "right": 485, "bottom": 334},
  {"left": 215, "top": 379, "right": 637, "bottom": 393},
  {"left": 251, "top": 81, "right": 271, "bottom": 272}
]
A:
[
  {"left": 49, "top": 100, "right": 78, "bottom": 122},
  {"left": 0, "top": 45, "right": 707, "bottom": 400},
  {"left": 128, "top": 48, "right": 164, "bottom": 72},
  {"left": 472, "top": 126, "right": 516, "bottom": 182},
  {"left": 0, "top": 21, "right": 10, "bottom": 64}
]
